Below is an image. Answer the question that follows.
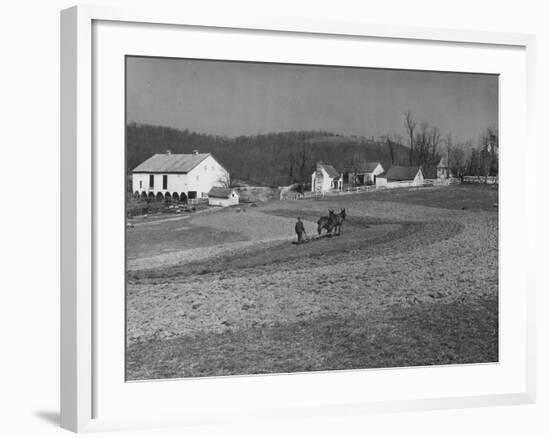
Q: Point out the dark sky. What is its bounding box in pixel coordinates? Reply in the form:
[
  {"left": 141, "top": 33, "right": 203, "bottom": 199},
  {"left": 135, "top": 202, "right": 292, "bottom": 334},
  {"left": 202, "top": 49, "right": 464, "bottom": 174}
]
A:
[{"left": 126, "top": 56, "right": 498, "bottom": 144}]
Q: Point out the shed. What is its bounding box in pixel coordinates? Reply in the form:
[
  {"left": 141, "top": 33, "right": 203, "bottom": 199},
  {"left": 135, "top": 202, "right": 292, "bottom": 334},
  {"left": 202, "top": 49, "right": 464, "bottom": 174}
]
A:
[
  {"left": 344, "top": 162, "right": 385, "bottom": 185},
  {"left": 208, "top": 187, "right": 240, "bottom": 207},
  {"left": 383, "top": 166, "right": 424, "bottom": 186}
]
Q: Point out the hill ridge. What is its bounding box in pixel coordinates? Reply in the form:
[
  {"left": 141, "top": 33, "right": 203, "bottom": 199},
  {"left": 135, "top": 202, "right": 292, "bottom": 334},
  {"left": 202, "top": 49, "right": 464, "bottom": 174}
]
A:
[{"left": 126, "top": 123, "right": 411, "bottom": 186}]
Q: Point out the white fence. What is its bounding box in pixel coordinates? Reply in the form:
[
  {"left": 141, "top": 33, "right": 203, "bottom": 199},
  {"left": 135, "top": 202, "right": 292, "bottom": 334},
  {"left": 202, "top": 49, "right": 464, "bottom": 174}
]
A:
[
  {"left": 280, "top": 177, "right": 461, "bottom": 201},
  {"left": 423, "top": 178, "right": 461, "bottom": 186},
  {"left": 188, "top": 198, "right": 209, "bottom": 205},
  {"left": 463, "top": 175, "right": 498, "bottom": 185},
  {"left": 385, "top": 180, "right": 416, "bottom": 189}
]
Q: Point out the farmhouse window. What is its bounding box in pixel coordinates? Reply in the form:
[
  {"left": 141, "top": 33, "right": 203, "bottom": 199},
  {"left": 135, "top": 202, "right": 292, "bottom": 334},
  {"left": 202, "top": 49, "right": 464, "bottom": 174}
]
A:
[
  {"left": 162, "top": 175, "right": 168, "bottom": 190},
  {"left": 139, "top": 180, "right": 142, "bottom": 189},
  {"left": 149, "top": 174, "right": 154, "bottom": 188}
]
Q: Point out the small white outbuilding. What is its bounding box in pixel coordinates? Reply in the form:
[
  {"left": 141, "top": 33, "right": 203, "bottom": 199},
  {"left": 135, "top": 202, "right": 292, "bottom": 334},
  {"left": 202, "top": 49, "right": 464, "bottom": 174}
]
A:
[
  {"left": 344, "top": 162, "right": 385, "bottom": 186},
  {"left": 208, "top": 187, "right": 240, "bottom": 207}
]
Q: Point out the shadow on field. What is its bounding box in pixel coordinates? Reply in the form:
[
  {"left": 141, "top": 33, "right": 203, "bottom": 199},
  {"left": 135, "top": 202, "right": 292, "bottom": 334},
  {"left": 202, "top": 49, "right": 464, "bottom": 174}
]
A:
[{"left": 126, "top": 296, "right": 498, "bottom": 380}]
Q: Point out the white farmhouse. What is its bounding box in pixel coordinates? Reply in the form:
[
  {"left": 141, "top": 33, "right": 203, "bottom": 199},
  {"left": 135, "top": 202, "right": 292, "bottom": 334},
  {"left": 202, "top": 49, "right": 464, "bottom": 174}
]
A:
[
  {"left": 132, "top": 150, "right": 229, "bottom": 203},
  {"left": 311, "top": 162, "right": 343, "bottom": 193},
  {"left": 208, "top": 187, "right": 240, "bottom": 207},
  {"left": 344, "top": 161, "right": 385, "bottom": 186}
]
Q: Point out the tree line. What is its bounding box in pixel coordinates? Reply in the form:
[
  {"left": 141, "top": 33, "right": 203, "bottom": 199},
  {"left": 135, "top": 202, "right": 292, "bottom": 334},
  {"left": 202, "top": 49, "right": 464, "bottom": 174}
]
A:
[
  {"left": 126, "top": 116, "right": 498, "bottom": 189},
  {"left": 399, "top": 111, "right": 498, "bottom": 178},
  {"left": 126, "top": 123, "right": 409, "bottom": 187}
]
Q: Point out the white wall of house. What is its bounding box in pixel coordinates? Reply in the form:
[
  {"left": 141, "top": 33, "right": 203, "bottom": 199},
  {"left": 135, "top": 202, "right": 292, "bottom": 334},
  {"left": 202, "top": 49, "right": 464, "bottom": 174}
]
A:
[
  {"left": 132, "top": 155, "right": 229, "bottom": 198},
  {"left": 312, "top": 168, "right": 329, "bottom": 192},
  {"left": 132, "top": 172, "right": 189, "bottom": 195},
  {"left": 364, "top": 163, "right": 385, "bottom": 184},
  {"left": 413, "top": 169, "right": 424, "bottom": 186},
  {"left": 437, "top": 167, "right": 451, "bottom": 179},
  {"left": 311, "top": 168, "right": 342, "bottom": 192},
  {"left": 187, "top": 155, "right": 229, "bottom": 197},
  {"left": 132, "top": 173, "right": 150, "bottom": 193}
]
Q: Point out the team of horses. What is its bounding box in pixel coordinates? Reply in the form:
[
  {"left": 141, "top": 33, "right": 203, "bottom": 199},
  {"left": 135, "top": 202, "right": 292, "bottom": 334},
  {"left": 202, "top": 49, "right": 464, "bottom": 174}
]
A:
[{"left": 317, "top": 208, "right": 346, "bottom": 236}]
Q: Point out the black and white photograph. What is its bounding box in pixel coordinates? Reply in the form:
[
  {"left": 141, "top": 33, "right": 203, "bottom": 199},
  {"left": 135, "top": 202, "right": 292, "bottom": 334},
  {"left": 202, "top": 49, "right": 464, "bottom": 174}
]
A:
[{"left": 125, "top": 56, "right": 499, "bottom": 381}]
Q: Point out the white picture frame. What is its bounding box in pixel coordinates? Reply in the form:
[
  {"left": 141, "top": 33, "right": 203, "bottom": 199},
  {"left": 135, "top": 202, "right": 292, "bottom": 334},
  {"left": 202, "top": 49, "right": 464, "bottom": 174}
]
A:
[{"left": 60, "top": 5, "right": 536, "bottom": 433}]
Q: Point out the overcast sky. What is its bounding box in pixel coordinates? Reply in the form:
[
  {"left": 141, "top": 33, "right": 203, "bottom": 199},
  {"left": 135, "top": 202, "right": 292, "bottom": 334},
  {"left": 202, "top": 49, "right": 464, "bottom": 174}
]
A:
[{"left": 126, "top": 56, "right": 498, "bottom": 145}]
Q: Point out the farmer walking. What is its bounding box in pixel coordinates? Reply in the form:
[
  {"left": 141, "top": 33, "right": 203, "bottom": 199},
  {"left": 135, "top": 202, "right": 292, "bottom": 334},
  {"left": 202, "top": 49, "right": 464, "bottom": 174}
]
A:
[{"left": 295, "top": 216, "right": 306, "bottom": 244}]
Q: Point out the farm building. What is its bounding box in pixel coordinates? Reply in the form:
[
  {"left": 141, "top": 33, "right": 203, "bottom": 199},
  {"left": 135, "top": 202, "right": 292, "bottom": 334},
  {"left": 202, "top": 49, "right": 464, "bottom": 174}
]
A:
[
  {"left": 437, "top": 156, "right": 452, "bottom": 179},
  {"left": 375, "top": 174, "right": 388, "bottom": 187},
  {"left": 344, "top": 161, "right": 385, "bottom": 186},
  {"left": 311, "top": 162, "right": 343, "bottom": 193},
  {"left": 132, "top": 150, "right": 229, "bottom": 203},
  {"left": 208, "top": 187, "right": 239, "bottom": 207},
  {"left": 381, "top": 166, "right": 424, "bottom": 186}
]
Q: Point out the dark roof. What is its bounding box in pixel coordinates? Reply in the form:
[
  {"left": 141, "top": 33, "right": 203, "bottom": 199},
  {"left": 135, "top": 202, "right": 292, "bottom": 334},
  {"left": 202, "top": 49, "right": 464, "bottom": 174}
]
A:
[
  {"left": 384, "top": 166, "right": 423, "bottom": 181},
  {"left": 208, "top": 187, "right": 237, "bottom": 198},
  {"left": 133, "top": 153, "right": 211, "bottom": 173},
  {"left": 347, "top": 162, "right": 382, "bottom": 173},
  {"left": 318, "top": 163, "right": 341, "bottom": 179},
  {"left": 422, "top": 166, "right": 437, "bottom": 179}
]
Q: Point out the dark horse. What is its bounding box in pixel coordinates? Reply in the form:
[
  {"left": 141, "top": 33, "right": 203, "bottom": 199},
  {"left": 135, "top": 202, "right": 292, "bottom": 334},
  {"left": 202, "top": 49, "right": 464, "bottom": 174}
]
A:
[
  {"left": 332, "top": 208, "right": 346, "bottom": 235},
  {"left": 317, "top": 208, "right": 346, "bottom": 236},
  {"left": 317, "top": 209, "right": 336, "bottom": 236}
]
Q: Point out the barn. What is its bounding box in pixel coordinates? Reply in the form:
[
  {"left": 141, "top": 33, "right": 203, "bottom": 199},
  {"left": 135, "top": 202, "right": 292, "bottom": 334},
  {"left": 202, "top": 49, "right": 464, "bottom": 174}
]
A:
[
  {"left": 382, "top": 166, "right": 424, "bottom": 186},
  {"left": 208, "top": 187, "right": 240, "bottom": 207},
  {"left": 311, "top": 162, "right": 343, "bottom": 193},
  {"left": 132, "top": 150, "right": 229, "bottom": 203}
]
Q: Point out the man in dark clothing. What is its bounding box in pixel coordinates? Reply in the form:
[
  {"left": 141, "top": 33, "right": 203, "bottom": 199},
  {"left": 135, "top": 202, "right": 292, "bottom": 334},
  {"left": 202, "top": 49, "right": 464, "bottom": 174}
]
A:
[{"left": 295, "top": 217, "right": 306, "bottom": 244}]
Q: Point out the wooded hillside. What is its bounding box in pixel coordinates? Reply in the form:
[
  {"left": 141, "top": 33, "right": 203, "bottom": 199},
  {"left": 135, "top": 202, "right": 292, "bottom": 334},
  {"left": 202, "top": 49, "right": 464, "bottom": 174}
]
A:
[{"left": 126, "top": 123, "right": 411, "bottom": 187}]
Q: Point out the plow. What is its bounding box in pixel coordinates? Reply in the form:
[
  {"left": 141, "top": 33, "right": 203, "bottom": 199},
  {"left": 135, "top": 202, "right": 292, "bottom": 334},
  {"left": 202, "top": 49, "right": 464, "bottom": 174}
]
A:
[{"left": 291, "top": 232, "right": 340, "bottom": 245}]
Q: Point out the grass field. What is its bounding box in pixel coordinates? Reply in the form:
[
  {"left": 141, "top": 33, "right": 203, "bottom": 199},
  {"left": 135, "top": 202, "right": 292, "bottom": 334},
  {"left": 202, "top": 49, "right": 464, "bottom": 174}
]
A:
[{"left": 126, "top": 184, "right": 498, "bottom": 380}]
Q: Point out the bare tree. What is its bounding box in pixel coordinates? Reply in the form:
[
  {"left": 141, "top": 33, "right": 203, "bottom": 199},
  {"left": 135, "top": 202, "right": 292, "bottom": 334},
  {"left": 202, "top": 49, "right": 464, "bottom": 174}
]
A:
[
  {"left": 449, "top": 144, "right": 467, "bottom": 176},
  {"left": 465, "top": 141, "right": 481, "bottom": 176},
  {"left": 428, "top": 126, "right": 442, "bottom": 166},
  {"left": 444, "top": 133, "right": 452, "bottom": 164},
  {"left": 404, "top": 111, "right": 416, "bottom": 166},
  {"left": 381, "top": 134, "right": 402, "bottom": 166},
  {"left": 386, "top": 135, "right": 395, "bottom": 165},
  {"left": 298, "top": 144, "right": 309, "bottom": 183},
  {"left": 415, "top": 121, "right": 430, "bottom": 166},
  {"left": 481, "top": 127, "right": 499, "bottom": 176},
  {"left": 217, "top": 170, "right": 232, "bottom": 188}
]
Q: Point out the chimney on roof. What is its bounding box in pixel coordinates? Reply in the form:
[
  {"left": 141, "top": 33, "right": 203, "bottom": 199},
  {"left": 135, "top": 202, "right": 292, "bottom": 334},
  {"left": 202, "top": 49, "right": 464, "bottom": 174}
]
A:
[
  {"left": 166, "top": 150, "right": 171, "bottom": 155},
  {"left": 193, "top": 149, "right": 199, "bottom": 155}
]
